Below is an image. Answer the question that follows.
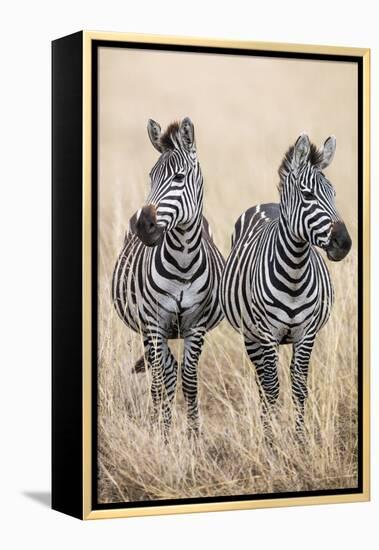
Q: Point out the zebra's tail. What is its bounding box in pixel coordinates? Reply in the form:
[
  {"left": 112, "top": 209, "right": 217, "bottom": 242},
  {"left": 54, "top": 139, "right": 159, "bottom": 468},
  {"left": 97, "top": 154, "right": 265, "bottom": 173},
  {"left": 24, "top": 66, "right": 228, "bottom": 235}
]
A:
[{"left": 132, "top": 354, "right": 150, "bottom": 373}]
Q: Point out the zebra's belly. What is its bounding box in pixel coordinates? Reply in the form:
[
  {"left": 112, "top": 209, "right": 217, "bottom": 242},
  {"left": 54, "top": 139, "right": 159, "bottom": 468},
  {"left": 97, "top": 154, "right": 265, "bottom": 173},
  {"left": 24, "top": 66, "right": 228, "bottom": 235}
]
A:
[
  {"left": 149, "top": 282, "right": 217, "bottom": 337},
  {"left": 119, "top": 277, "right": 219, "bottom": 338},
  {"left": 244, "top": 297, "right": 330, "bottom": 345},
  {"left": 269, "top": 320, "right": 312, "bottom": 345}
]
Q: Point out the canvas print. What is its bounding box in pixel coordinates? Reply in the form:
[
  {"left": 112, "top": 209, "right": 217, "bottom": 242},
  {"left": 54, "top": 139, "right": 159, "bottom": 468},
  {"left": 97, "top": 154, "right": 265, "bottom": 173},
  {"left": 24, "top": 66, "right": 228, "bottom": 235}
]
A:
[{"left": 97, "top": 45, "right": 359, "bottom": 505}]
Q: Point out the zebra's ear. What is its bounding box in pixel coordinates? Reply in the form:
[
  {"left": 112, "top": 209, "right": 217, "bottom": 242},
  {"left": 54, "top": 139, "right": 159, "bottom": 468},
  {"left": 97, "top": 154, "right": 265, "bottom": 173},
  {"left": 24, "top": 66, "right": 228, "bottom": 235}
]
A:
[
  {"left": 318, "top": 136, "right": 336, "bottom": 169},
  {"left": 292, "top": 133, "right": 311, "bottom": 172},
  {"left": 147, "top": 119, "right": 163, "bottom": 153},
  {"left": 179, "top": 117, "right": 196, "bottom": 151}
]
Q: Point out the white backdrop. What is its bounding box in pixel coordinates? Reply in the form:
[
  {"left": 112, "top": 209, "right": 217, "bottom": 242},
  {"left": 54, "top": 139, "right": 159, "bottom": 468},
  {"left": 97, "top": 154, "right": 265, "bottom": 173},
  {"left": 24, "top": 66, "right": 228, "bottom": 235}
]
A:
[{"left": 0, "top": 1, "right": 377, "bottom": 548}]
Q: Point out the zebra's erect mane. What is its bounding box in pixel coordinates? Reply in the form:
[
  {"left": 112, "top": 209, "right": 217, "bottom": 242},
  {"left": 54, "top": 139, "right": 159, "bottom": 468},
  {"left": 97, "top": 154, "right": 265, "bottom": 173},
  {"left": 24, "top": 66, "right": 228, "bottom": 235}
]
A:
[
  {"left": 160, "top": 121, "right": 181, "bottom": 150},
  {"left": 278, "top": 142, "right": 323, "bottom": 192}
]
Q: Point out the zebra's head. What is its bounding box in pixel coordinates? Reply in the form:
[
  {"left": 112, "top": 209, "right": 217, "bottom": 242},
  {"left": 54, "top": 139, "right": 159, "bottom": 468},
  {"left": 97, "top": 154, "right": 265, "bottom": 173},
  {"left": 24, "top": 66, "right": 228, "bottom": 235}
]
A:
[
  {"left": 278, "top": 134, "right": 352, "bottom": 262},
  {"left": 133, "top": 118, "right": 203, "bottom": 247}
]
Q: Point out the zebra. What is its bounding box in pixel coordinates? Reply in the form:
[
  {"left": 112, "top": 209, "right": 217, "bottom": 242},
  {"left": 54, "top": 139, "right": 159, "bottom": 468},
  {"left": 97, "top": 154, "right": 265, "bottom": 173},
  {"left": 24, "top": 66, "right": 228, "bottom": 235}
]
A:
[
  {"left": 220, "top": 134, "right": 352, "bottom": 435},
  {"left": 112, "top": 118, "right": 225, "bottom": 436}
]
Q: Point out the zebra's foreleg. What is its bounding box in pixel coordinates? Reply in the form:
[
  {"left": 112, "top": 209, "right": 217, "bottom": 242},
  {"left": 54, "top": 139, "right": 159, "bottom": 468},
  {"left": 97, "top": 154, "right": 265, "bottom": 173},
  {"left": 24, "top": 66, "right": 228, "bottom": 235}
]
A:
[
  {"left": 182, "top": 327, "right": 206, "bottom": 436},
  {"left": 245, "top": 340, "right": 279, "bottom": 433},
  {"left": 290, "top": 336, "right": 315, "bottom": 436},
  {"left": 147, "top": 335, "right": 178, "bottom": 436}
]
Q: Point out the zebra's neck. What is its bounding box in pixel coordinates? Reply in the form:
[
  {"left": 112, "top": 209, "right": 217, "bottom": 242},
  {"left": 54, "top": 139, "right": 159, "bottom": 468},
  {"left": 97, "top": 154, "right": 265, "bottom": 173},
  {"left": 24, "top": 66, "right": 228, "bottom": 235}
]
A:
[
  {"left": 273, "top": 206, "right": 312, "bottom": 282},
  {"left": 160, "top": 206, "right": 204, "bottom": 273}
]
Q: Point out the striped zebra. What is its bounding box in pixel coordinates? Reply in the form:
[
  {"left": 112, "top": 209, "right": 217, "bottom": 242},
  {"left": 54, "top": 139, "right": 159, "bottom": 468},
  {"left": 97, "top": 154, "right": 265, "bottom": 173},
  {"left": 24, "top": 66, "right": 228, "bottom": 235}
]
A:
[
  {"left": 220, "top": 134, "right": 352, "bottom": 434},
  {"left": 112, "top": 118, "right": 224, "bottom": 436}
]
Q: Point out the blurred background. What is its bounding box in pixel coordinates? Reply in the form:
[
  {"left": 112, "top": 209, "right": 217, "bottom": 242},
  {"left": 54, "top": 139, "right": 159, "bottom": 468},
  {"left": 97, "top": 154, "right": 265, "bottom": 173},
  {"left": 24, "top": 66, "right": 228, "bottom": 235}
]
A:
[{"left": 99, "top": 46, "right": 358, "bottom": 260}]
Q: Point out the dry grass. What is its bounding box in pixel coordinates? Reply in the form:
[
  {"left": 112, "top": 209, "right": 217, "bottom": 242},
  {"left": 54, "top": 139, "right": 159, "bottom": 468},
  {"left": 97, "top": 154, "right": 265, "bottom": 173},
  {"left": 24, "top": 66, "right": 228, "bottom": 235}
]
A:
[{"left": 98, "top": 236, "right": 358, "bottom": 503}]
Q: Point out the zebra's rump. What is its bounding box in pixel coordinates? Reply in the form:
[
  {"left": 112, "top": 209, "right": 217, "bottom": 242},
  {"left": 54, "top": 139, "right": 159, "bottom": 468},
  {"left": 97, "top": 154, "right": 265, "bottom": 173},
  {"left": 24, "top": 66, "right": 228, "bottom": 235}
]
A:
[
  {"left": 231, "top": 203, "right": 279, "bottom": 246},
  {"left": 112, "top": 231, "right": 145, "bottom": 333}
]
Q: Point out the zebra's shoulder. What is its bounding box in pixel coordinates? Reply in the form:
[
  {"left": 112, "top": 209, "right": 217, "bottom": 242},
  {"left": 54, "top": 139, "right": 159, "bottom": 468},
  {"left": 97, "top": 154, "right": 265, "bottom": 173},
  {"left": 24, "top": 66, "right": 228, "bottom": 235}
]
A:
[
  {"left": 232, "top": 203, "right": 279, "bottom": 247},
  {"left": 201, "top": 216, "right": 215, "bottom": 243}
]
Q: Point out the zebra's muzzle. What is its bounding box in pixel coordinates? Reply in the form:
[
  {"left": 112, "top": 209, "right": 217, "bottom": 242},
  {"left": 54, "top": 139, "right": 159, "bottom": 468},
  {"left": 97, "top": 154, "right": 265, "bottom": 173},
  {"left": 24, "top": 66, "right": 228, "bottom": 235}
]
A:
[
  {"left": 325, "top": 221, "right": 352, "bottom": 262},
  {"left": 134, "top": 204, "right": 164, "bottom": 247}
]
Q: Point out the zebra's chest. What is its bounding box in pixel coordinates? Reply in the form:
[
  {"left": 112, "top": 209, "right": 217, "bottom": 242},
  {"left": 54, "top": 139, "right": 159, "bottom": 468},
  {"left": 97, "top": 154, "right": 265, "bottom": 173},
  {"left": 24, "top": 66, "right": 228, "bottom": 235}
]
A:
[
  {"left": 152, "top": 276, "right": 208, "bottom": 320},
  {"left": 250, "top": 292, "right": 327, "bottom": 344},
  {"left": 142, "top": 251, "right": 211, "bottom": 333},
  {"left": 249, "top": 252, "right": 333, "bottom": 343}
]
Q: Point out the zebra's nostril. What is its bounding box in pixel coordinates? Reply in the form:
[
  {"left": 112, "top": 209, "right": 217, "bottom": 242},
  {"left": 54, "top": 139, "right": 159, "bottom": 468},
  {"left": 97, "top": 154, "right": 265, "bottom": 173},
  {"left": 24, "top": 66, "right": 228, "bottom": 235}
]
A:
[{"left": 326, "top": 221, "right": 352, "bottom": 261}]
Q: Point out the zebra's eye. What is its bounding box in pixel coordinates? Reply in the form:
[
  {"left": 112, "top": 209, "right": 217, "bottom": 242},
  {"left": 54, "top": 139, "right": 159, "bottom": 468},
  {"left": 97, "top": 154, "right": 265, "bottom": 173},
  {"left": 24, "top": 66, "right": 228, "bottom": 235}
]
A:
[
  {"left": 172, "top": 174, "right": 185, "bottom": 183},
  {"left": 303, "top": 190, "right": 316, "bottom": 201}
]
